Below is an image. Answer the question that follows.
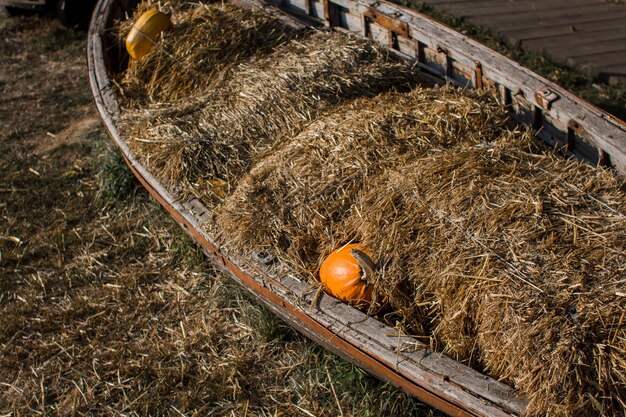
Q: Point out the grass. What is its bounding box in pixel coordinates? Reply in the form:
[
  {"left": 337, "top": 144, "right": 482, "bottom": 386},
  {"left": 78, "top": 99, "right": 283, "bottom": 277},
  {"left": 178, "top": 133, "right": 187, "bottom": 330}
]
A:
[
  {"left": 97, "top": 144, "right": 139, "bottom": 201},
  {"left": 396, "top": 0, "right": 626, "bottom": 121}
]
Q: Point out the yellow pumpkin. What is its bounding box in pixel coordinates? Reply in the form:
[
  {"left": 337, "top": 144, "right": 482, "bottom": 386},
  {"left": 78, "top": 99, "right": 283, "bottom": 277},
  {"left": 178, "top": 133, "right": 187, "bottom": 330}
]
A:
[
  {"left": 319, "top": 243, "right": 375, "bottom": 304},
  {"left": 125, "top": 9, "right": 173, "bottom": 61}
]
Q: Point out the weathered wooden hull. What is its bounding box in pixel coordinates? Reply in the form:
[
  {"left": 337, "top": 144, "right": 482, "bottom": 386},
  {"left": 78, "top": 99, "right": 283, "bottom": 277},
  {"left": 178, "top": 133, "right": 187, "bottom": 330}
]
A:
[{"left": 87, "top": 0, "right": 626, "bottom": 416}]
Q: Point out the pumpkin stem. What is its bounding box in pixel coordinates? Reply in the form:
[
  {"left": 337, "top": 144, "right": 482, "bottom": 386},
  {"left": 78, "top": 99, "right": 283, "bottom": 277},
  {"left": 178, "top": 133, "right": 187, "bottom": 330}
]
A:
[{"left": 350, "top": 248, "right": 376, "bottom": 283}]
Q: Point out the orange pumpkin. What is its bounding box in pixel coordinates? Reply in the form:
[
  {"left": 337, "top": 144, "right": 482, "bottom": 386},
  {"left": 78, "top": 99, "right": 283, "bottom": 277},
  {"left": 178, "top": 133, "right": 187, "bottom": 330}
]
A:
[
  {"left": 125, "top": 9, "right": 173, "bottom": 61},
  {"left": 319, "top": 243, "right": 375, "bottom": 304}
]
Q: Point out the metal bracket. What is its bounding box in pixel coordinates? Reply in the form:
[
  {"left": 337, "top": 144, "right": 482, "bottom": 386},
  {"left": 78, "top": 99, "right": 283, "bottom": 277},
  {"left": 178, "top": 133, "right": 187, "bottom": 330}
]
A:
[
  {"left": 364, "top": 7, "right": 409, "bottom": 38},
  {"left": 534, "top": 88, "right": 559, "bottom": 110}
]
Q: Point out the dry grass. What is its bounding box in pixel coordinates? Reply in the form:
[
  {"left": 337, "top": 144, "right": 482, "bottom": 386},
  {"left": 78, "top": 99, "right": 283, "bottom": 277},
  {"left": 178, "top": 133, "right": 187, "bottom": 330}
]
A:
[
  {"left": 0, "top": 11, "right": 440, "bottom": 417},
  {"left": 111, "top": 1, "right": 626, "bottom": 416}
]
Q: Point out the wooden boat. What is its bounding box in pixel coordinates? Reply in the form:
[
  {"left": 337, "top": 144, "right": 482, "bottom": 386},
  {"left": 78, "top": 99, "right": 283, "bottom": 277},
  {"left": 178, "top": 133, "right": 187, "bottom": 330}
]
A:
[{"left": 87, "top": 1, "right": 626, "bottom": 416}]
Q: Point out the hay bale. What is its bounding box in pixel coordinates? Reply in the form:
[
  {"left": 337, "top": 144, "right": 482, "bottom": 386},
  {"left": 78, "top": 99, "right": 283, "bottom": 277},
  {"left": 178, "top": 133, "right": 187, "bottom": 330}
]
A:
[
  {"left": 217, "top": 84, "right": 510, "bottom": 327},
  {"left": 119, "top": 25, "right": 425, "bottom": 204}
]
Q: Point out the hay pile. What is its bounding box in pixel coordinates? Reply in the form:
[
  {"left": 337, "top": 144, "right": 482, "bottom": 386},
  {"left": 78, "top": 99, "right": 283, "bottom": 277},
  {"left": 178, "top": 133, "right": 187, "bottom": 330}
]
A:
[{"left": 116, "top": 1, "right": 626, "bottom": 416}]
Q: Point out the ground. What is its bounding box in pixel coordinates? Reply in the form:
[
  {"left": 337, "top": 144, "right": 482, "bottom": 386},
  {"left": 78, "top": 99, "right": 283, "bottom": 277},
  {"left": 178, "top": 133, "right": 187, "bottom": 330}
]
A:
[{"left": 0, "top": 13, "right": 437, "bottom": 417}]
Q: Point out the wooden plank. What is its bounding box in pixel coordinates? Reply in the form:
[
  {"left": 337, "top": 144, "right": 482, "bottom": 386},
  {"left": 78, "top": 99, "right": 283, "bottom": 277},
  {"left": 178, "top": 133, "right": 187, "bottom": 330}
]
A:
[
  {"left": 469, "top": 6, "right": 626, "bottom": 28},
  {"left": 434, "top": 0, "right": 600, "bottom": 18},
  {"left": 311, "top": 0, "right": 324, "bottom": 19},
  {"left": 331, "top": 0, "right": 375, "bottom": 13},
  {"left": 369, "top": 22, "right": 390, "bottom": 45},
  {"left": 522, "top": 30, "right": 626, "bottom": 53},
  {"left": 574, "top": 51, "right": 626, "bottom": 69},
  {"left": 557, "top": 38, "right": 626, "bottom": 62},
  {"left": 364, "top": 8, "right": 410, "bottom": 37},
  {"left": 397, "top": 34, "right": 418, "bottom": 58},
  {"left": 433, "top": 0, "right": 599, "bottom": 7},
  {"left": 336, "top": 7, "right": 363, "bottom": 31},
  {"left": 506, "top": 20, "right": 626, "bottom": 45},
  {"left": 422, "top": 45, "right": 449, "bottom": 79},
  {"left": 503, "top": 10, "right": 626, "bottom": 33},
  {"left": 604, "top": 63, "right": 626, "bottom": 73}
]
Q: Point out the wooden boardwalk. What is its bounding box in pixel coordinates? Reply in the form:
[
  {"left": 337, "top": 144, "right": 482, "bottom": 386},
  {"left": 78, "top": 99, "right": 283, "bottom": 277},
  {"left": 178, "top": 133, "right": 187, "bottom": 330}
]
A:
[{"left": 418, "top": 0, "right": 626, "bottom": 85}]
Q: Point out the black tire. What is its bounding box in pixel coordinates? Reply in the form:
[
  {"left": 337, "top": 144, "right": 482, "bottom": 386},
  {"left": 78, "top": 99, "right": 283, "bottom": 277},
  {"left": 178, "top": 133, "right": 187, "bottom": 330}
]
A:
[{"left": 56, "top": 0, "right": 94, "bottom": 29}]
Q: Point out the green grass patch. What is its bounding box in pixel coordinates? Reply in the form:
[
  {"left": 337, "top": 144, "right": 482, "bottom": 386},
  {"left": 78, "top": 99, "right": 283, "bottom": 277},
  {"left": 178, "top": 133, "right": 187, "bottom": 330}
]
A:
[{"left": 97, "top": 145, "right": 139, "bottom": 201}]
